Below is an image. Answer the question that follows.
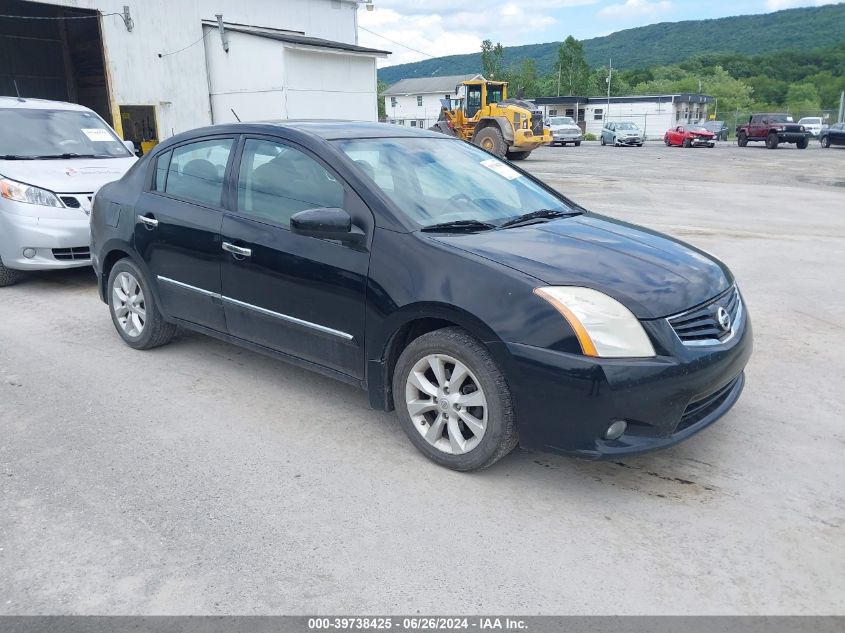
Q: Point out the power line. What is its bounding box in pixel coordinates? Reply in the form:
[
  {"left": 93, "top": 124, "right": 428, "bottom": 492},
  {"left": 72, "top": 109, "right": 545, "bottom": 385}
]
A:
[
  {"left": 357, "top": 25, "right": 434, "bottom": 58},
  {"left": 158, "top": 30, "right": 213, "bottom": 58}
]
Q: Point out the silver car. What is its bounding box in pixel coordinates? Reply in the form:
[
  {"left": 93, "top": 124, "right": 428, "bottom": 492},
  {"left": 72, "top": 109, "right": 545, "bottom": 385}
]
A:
[
  {"left": 546, "top": 116, "right": 583, "bottom": 146},
  {"left": 600, "top": 121, "right": 644, "bottom": 147},
  {"left": 0, "top": 98, "right": 136, "bottom": 286}
]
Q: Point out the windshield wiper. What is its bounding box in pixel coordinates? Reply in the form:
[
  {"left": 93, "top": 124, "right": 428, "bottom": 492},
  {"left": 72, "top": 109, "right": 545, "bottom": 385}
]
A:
[
  {"left": 421, "top": 219, "right": 497, "bottom": 233},
  {"left": 0, "top": 154, "right": 37, "bottom": 160},
  {"left": 499, "top": 208, "right": 580, "bottom": 229},
  {"left": 34, "top": 153, "right": 100, "bottom": 160}
]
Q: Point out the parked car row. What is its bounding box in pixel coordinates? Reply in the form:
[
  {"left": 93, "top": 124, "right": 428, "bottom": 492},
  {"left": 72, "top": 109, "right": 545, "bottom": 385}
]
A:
[{"left": 1, "top": 97, "right": 753, "bottom": 472}]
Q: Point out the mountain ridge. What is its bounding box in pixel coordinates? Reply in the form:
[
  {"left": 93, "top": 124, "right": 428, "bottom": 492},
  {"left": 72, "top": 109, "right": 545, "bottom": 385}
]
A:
[{"left": 377, "top": 3, "right": 845, "bottom": 85}]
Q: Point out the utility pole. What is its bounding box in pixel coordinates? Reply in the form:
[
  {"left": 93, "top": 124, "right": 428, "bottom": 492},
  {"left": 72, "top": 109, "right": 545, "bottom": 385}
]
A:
[
  {"left": 557, "top": 63, "right": 561, "bottom": 98},
  {"left": 606, "top": 57, "right": 612, "bottom": 122},
  {"left": 839, "top": 90, "right": 845, "bottom": 123}
]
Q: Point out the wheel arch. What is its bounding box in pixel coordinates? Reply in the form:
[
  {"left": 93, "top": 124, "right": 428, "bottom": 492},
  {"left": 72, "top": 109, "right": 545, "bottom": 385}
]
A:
[
  {"left": 366, "top": 302, "right": 506, "bottom": 412},
  {"left": 472, "top": 117, "right": 514, "bottom": 144},
  {"left": 97, "top": 242, "right": 162, "bottom": 310}
]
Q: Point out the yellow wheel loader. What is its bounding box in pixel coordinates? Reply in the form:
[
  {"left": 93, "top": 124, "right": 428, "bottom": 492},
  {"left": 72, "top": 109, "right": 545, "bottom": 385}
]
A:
[{"left": 430, "top": 79, "right": 552, "bottom": 160}]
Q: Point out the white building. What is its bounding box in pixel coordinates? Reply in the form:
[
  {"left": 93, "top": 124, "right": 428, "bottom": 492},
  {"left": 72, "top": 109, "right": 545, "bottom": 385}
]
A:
[
  {"left": 534, "top": 94, "right": 715, "bottom": 139},
  {"left": 381, "top": 74, "right": 482, "bottom": 129},
  {"left": 0, "top": 0, "right": 388, "bottom": 150}
]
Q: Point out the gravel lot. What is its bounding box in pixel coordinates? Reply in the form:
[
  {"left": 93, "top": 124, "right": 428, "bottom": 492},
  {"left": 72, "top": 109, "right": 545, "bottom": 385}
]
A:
[{"left": 1, "top": 140, "right": 843, "bottom": 615}]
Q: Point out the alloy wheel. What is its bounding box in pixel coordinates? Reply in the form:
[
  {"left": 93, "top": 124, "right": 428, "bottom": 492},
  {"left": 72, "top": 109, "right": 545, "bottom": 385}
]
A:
[
  {"left": 404, "top": 353, "right": 488, "bottom": 455},
  {"left": 112, "top": 271, "right": 146, "bottom": 337}
]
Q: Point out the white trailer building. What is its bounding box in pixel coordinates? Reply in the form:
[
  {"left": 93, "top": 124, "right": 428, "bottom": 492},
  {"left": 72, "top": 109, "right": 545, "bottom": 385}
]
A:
[
  {"left": 534, "top": 94, "right": 715, "bottom": 140},
  {"left": 381, "top": 74, "right": 482, "bottom": 129},
  {"left": 0, "top": 0, "right": 388, "bottom": 150}
]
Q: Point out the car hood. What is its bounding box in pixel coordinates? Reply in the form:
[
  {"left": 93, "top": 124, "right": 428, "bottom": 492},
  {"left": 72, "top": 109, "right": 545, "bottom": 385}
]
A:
[
  {"left": 433, "top": 214, "right": 731, "bottom": 319},
  {"left": 0, "top": 156, "right": 136, "bottom": 193},
  {"left": 551, "top": 125, "right": 581, "bottom": 133}
]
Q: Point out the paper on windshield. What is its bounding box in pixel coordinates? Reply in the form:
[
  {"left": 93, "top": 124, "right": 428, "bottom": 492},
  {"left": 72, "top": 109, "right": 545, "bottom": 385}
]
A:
[
  {"left": 480, "top": 158, "right": 520, "bottom": 180},
  {"left": 81, "top": 128, "right": 114, "bottom": 142}
]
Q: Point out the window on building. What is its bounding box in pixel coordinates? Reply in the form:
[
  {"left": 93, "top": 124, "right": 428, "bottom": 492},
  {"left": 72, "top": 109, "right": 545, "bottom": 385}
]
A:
[
  {"left": 418, "top": 120, "right": 424, "bottom": 128},
  {"left": 236, "top": 139, "right": 344, "bottom": 227},
  {"left": 390, "top": 97, "right": 397, "bottom": 107},
  {"left": 398, "top": 120, "right": 405, "bottom": 126},
  {"left": 410, "top": 121, "right": 417, "bottom": 127},
  {"left": 565, "top": 109, "right": 574, "bottom": 117},
  {"left": 548, "top": 109, "right": 558, "bottom": 116},
  {"left": 164, "top": 138, "right": 233, "bottom": 207},
  {"left": 417, "top": 96, "right": 423, "bottom": 107},
  {"left": 593, "top": 108, "right": 604, "bottom": 121},
  {"left": 445, "top": 94, "right": 451, "bottom": 100}
]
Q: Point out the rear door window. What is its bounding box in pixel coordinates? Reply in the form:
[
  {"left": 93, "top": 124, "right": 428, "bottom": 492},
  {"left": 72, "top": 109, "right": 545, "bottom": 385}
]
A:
[{"left": 163, "top": 138, "right": 233, "bottom": 207}]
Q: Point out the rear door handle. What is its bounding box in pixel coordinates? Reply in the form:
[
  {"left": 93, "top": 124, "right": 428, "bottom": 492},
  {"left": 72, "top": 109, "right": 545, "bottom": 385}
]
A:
[
  {"left": 222, "top": 242, "right": 252, "bottom": 258},
  {"left": 138, "top": 215, "right": 159, "bottom": 229}
]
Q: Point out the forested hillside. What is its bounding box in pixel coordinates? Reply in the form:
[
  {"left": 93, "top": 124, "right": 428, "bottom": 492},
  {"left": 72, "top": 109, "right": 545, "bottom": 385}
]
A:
[{"left": 377, "top": 3, "right": 845, "bottom": 85}]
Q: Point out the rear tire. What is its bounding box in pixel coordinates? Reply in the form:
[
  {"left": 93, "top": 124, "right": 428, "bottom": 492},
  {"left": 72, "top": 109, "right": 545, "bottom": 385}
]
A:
[
  {"left": 738, "top": 132, "right": 748, "bottom": 147},
  {"left": 821, "top": 136, "right": 830, "bottom": 148},
  {"left": 392, "top": 327, "right": 518, "bottom": 472},
  {"left": 506, "top": 151, "right": 531, "bottom": 161},
  {"left": 766, "top": 132, "right": 779, "bottom": 150},
  {"left": 0, "top": 257, "right": 22, "bottom": 288},
  {"left": 600, "top": 136, "right": 606, "bottom": 146},
  {"left": 107, "top": 258, "right": 176, "bottom": 350},
  {"left": 796, "top": 137, "right": 808, "bottom": 149},
  {"left": 473, "top": 127, "right": 506, "bottom": 158}
]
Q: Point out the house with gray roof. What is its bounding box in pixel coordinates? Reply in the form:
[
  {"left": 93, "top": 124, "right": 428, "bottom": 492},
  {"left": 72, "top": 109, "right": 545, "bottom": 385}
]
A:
[{"left": 380, "top": 74, "right": 482, "bottom": 128}]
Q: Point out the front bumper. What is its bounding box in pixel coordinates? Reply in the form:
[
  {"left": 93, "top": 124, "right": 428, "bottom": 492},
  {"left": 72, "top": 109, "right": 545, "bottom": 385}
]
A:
[
  {"left": 617, "top": 136, "right": 642, "bottom": 145},
  {"left": 553, "top": 131, "right": 583, "bottom": 143},
  {"left": 493, "top": 304, "right": 753, "bottom": 459},
  {"left": 778, "top": 132, "right": 811, "bottom": 143},
  {"left": 513, "top": 128, "right": 553, "bottom": 150},
  {"left": 0, "top": 203, "right": 92, "bottom": 270}
]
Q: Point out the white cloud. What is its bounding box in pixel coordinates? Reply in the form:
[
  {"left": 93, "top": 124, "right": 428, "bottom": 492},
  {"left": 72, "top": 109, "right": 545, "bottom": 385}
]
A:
[
  {"left": 358, "top": 0, "right": 597, "bottom": 67},
  {"left": 598, "top": 0, "right": 671, "bottom": 18},
  {"left": 765, "top": 0, "right": 837, "bottom": 10}
]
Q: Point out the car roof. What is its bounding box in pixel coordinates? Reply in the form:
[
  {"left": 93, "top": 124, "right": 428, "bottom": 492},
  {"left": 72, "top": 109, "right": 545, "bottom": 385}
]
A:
[{"left": 0, "top": 96, "right": 94, "bottom": 112}]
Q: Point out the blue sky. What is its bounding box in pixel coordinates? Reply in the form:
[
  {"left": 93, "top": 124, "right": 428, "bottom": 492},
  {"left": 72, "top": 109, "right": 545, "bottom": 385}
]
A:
[{"left": 357, "top": 0, "right": 840, "bottom": 67}]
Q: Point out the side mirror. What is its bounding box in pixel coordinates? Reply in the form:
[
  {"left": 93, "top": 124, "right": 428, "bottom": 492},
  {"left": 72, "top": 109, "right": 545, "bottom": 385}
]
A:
[
  {"left": 291, "top": 207, "right": 365, "bottom": 245},
  {"left": 123, "top": 140, "right": 137, "bottom": 154}
]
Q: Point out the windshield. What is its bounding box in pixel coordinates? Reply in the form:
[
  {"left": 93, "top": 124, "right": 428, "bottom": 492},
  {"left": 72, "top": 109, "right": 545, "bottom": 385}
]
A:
[
  {"left": 688, "top": 125, "right": 709, "bottom": 132},
  {"left": 549, "top": 117, "right": 575, "bottom": 126},
  {"left": 334, "top": 137, "right": 573, "bottom": 228},
  {"left": 799, "top": 118, "right": 821, "bottom": 124},
  {"left": 616, "top": 122, "right": 638, "bottom": 130},
  {"left": 768, "top": 114, "right": 793, "bottom": 123},
  {"left": 0, "top": 108, "right": 131, "bottom": 158}
]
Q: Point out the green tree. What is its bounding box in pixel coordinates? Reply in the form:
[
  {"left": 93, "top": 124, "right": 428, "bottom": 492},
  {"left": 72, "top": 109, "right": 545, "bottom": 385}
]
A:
[
  {"left": 377, "top": 80, "right": 388, "bottom": 120},
  {"left": 557, "top": 36, "right": 591, "bottom": 96},
  {"left": 786, "top": 82, "right": 821, "bottom": 115},
  {"left": 481, "top": 39, "right": 505, "bottom": 79}
]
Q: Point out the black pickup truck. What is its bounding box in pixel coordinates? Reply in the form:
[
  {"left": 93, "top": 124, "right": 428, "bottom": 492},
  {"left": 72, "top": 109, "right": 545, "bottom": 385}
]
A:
[{"left": 736, "top": 113, "right": 811, "bottom": 149}]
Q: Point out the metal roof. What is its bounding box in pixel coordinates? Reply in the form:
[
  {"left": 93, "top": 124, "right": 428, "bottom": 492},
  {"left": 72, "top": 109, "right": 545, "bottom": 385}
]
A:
[
  {"left": 534, "top": 93, "right": 715, "bottom": 105},
  {"left": 206, "top": 24, "right": 390, "bottom": 57},
  {"left": 381, "top": 74, "right": 483, "bottom": 96}
]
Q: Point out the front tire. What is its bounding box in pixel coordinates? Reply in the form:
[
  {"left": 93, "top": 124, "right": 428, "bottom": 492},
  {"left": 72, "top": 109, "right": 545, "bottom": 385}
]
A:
[
  {"left": 796, "top": 137, "right": 808, "bottom": 149},
  {"left": 682, "top": 138, "right": 691, "bottom": 148},
  {"left": 506, "top": 151, "right": 531, "bottom": 161},
  {"left": 766, "top": 132, "right": 779, "bottom": 150},
  {"left": 600, "top": 136, "right": 606, "bottom": 146},
  {"left": 821, "top": 136, "right": 830, "bottom": 148},
  {"left": 738, "top": 132, "right": 748, "bottom": 147},
  {"left": 392, "top": 327, "right": 517, "bottom": 472},
  {"left": 473, "top": 127, "right": 506, "bottom": 158},
  {"left": 107, "top": 258, "right": 176, "bottom": 350},
  {"left": 574, "top": 141, "right": 581, "bottom": 147},
  {"left": 0, "top": 256, "right": 22, "bottom": 288}
]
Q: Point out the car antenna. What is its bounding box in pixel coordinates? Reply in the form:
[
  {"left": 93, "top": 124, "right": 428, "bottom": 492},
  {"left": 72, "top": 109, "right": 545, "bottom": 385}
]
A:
[
  {"left": 231, "top": 108, "right": 241, "bottom": 122},
  {"left": 13, "top": 80, "right": 25, "bottom": 102}
]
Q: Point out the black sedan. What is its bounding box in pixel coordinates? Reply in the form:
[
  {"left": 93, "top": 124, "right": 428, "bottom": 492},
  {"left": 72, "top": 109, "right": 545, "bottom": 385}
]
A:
[
  {"left": 90, "top": 122, "right": 752, "bottom": 471},
  {"left": 820, "top": 122, "right": 845, "bottom": 148}
]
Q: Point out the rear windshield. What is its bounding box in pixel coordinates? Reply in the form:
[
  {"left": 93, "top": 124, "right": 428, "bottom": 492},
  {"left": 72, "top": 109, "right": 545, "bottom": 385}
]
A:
[{"left": 0, "top": 108, "right": 131, "bottom": 159}]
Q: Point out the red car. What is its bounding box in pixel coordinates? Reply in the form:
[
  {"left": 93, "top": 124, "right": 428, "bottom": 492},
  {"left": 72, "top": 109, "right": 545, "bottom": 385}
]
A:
[{"left": 664, "top": 124, "right": 716, "bottom": 148}]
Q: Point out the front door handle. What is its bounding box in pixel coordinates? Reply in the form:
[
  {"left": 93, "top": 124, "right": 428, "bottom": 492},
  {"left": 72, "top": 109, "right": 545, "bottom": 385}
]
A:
[
  {"left": 222, "top": 242, "right": 252, "bottom": 259},
  {"left": 138, "top": 215, "right": 159, "bottom": 229}
]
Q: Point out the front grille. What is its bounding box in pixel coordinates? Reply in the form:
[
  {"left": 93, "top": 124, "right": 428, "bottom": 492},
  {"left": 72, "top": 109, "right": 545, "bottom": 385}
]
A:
[
  {"left": 531, "top": 112, "right": 544, "bottom": 136},
  {"left": 60, "top": 196, "right": 81, "bottom": 208},
  {"left": 59, "top": 194, "right": 94, "bottom": 215},
  {"left": 668, "top": 286, "right": 741, "bottom": 345},
  {"left": 784, "top": 124, "right": 802, "bottom": 133},
  {"left": 52, "top": 247, "right": 91, "bottom": 261},
  {"left": 676, "top": 376, "right": 740, "bottom": 432}
]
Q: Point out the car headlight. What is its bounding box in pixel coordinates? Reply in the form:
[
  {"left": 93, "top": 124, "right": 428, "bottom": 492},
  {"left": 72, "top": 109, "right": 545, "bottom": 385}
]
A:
[
  {"left": 0, "top": 177, "right": 62, "bottom": 207},
  {"left": 534, "top": 286, "right": 656, "bottom": 358},
  {"left": 800, "top": 126, "right": 805, "bottom": 132}
]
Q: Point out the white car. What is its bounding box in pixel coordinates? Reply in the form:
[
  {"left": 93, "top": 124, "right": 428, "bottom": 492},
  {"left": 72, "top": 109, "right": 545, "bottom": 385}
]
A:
[
  {"left": 798, "top": 117, "right": 823, "bottom": 138},
  {"left": 546, "top": 116, "right": 583, "bottom": 146},
  {"left": 0, "top": 97, "right": 137, "bottom": 286}
]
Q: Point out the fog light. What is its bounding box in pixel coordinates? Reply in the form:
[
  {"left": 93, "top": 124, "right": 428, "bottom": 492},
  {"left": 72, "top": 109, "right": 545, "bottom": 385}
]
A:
[
  {"left": 22, "top": 248, "right": 36, "bottom": 259},
  {"left": 605, "top": 419, "right": 627, "bottom": 440}
]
